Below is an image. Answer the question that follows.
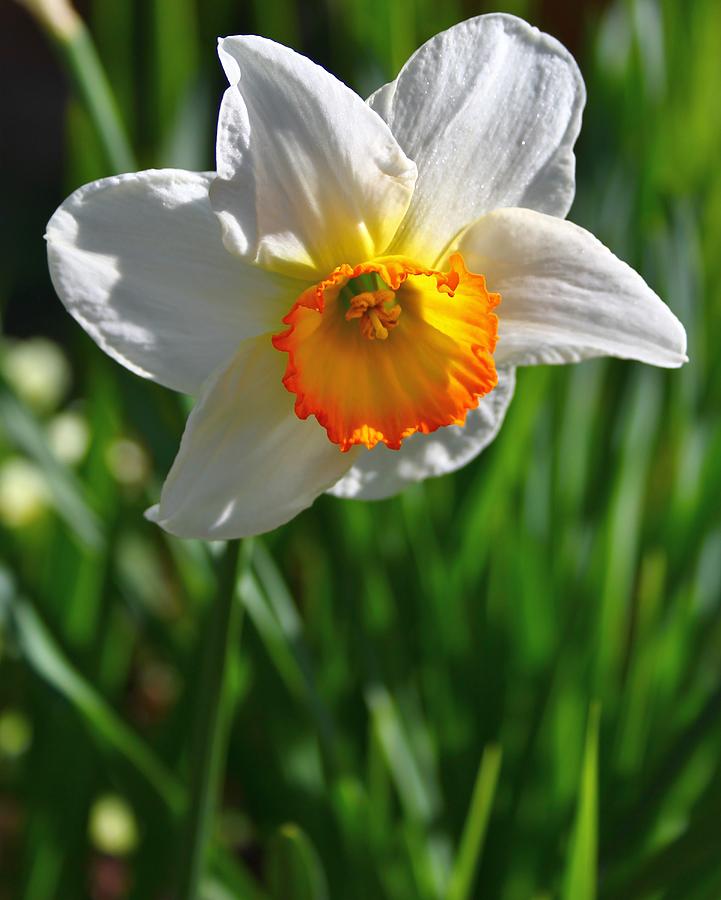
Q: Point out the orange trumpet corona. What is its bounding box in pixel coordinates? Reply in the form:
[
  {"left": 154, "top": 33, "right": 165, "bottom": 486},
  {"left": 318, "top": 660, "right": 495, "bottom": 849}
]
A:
[{"left": 272, "top": 253, "right": 500, "bottom": 452}]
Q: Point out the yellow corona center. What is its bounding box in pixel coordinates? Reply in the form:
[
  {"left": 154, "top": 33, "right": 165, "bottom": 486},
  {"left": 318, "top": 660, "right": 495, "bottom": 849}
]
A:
[
  {"left": 345, "top": 288, "right": 400, "bottom": 340},
  {"left": 272, "top": 254, "right": 500, "bottom": 452}
]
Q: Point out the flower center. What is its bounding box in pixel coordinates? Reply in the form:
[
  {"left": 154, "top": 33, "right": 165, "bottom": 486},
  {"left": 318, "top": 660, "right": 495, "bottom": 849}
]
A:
[
  {"left": 341, "top": 273, "right": 401, "bottom": 341},
  {"left": 272, "top": 254, "right": 500, "bottom": 452}
]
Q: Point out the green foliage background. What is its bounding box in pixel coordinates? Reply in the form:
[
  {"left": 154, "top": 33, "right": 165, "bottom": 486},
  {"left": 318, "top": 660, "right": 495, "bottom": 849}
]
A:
[{"left": 2, "top": 0, "right": 721, "bottom": 897}]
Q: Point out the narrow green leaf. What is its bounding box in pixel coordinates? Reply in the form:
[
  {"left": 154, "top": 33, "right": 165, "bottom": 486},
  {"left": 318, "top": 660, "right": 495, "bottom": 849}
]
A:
[
  {"left": 0, "top": 380, "right": 103, "bottom": 550},
  {"left": 267, "top": 824, "right": 329, "bottom": 900},
  {"left": 1, "top": 582, "right": 182, "bottom": 813},
  {"left": 249, "top": 543, "right": 336, "bottom": 767},
  {"left": 447, "top": 744, "right": 503, "bottom": 900},
  {"left": 177, "top": 539, "right": 246, "bottom": 900},
  {"left": 50, "top": 14, "right": 135, "bottom": 173},
  {"left": 595, "top": 372, "right": 661, "bottom": 691},
  {"left": 1, "top": 574, "right": 266, "bottom": 897},
  {"left": 207, "top": 845, "right": 272, "bottom": 900},
  {"left": 151, "top": 0, "right": 199, "bottom": 160},
  {"left": 365, "top": 684, "right": 435, "bottom": 824},
  {"left": 562, "top": 702, "right": 601, "bottom": 900},
  {"left": 241, "top": 568, "right": 306, "bottom": 699}
]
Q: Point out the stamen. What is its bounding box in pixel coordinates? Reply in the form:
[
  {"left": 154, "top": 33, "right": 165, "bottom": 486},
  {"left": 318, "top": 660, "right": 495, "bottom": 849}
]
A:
[
  {"left": 345, "top": 290, "right": 401, "bottom": 341},
  {"left": 368, "top": 309, "right": 388, "bottom": 340}
]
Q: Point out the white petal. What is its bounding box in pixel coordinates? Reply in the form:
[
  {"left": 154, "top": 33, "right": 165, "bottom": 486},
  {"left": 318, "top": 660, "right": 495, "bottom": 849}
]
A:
[
  {"left": 458, "top": 208, "right": 687, "bottom": 368},
  {"left": 368, "top": 13, "right": 585, "bottom": 263},
  {"left": 211, "top": 36, "right": 417, "bottom": 278},
  {"left": 46, "top": 170, "right": 304, "bottom": 395},
  {"left": 328, "top": 368, "right": 516, "bottom": 501},
  {"left": 147, "top": 335, "right": 356, "bottom": 538}
]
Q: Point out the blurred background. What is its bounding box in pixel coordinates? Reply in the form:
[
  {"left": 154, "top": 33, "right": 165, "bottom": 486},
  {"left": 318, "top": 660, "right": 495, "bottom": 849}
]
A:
[{"left": 2, "top": 0, "right": 721, "bottom": 897}]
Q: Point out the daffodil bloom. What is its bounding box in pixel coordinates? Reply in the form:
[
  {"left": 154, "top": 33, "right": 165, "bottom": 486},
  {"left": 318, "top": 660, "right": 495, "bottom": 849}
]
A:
[{"left": 46, "top": 14, "right": 687, "bottom": 538}]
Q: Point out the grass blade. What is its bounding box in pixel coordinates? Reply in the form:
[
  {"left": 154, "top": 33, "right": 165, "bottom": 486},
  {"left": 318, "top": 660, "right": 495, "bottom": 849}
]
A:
[
  {"left": 24, "top": 1, "right": 135, "bottom": 173},
  {"left": 1, "top": 576, "right": 182, "bottom": 813},
  {"left": 177, "top": 539, "right": 246, "bottom": 900},
  {"left": 267, "top": 824, "right": 329, "bottom": 900},
  {"left": 0, "top": 378, "right": 103, "bottom": 550},
  {"left": 562, "top": 702, "right": 601, "bottom": 900},
  {"left": 447, "top": 744, "right": 503, "bottom": 900}
]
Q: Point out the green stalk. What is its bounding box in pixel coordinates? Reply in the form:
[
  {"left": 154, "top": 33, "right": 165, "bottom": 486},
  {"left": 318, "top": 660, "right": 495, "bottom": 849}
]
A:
[
  {"left": 447, "top": 744, "right": 503, "bottom": 900},
  {"left": 177, "top": 539, "right": 248, "bottom": 900},
  {"left": 58, "top": 20, "right": 136, "bottom": 173},
  {"left": 20, "top": 0, "right": 135, "bottom": 174}
]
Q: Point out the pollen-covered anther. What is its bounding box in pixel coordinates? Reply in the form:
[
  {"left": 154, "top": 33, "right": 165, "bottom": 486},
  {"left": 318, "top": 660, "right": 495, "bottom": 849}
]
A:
[{"left": 345, "top": 290, "right": 401, "bottom": 340}]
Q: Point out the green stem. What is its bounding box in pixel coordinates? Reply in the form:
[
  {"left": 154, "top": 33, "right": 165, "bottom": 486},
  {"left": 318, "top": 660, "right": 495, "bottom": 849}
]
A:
[
  {"left": 55, "top": 20, "right": 136, "bottom": 174},
  {"left": 23, "top": 1, "right": 136, "bottom": 174},
  {"left": 178, "top": 539, "right": 247, "bottom": 900}
]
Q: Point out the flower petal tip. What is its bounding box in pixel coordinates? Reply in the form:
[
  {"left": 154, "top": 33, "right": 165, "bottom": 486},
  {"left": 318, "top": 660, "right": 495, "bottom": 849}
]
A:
[{"left": 144, "top": 504, "right": 161, "bottom": 524}]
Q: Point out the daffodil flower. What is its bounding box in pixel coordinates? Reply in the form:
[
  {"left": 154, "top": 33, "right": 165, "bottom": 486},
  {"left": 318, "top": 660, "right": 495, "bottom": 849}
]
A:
[{"left": 46, "top": 14, "right": 687, "bottom": 539}]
